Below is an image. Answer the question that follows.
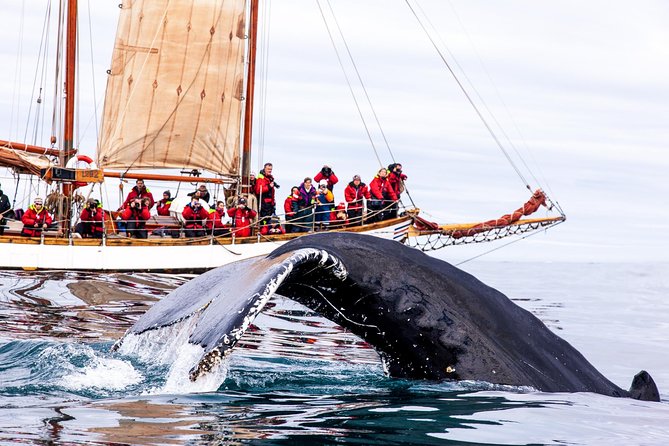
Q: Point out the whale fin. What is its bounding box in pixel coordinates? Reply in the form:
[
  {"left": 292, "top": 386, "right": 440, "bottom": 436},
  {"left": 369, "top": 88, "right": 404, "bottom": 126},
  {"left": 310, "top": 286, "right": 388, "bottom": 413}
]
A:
[{"left": 628, "top": 370, "right": 660, "bottom": 402}]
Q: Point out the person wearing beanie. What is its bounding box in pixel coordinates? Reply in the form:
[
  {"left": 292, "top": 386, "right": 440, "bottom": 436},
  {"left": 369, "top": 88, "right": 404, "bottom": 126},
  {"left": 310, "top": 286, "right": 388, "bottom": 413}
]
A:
[
  {"left": 75, "top": 198, "right": 104, "bottom": 238},
  {"left": 21, "top": 197, "right": 53, "bottom": 237},
  {"left": 227, "top": 196, "right": 257, "bottom": 238},
  {"left": 344, "top": 174, "right": 371, "bottom": 225},
  {"left": 157, "top": 190, "right": 173, "bottom": 216}
]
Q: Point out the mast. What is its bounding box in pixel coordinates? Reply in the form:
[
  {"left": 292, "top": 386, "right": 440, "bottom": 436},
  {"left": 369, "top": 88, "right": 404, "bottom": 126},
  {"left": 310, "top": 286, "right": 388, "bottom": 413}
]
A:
[
  {"left": 63, "top": 0, "right": 77, "bottom": 164},
  {"left": 241, "top": 0, "right": 259, "bottom": 193},
  {"left": 61, "top": 0, "right": 77, "bottom": 232}
]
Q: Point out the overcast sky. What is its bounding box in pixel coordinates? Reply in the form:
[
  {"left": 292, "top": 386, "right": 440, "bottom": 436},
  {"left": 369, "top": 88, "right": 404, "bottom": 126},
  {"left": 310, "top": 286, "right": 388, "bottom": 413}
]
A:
[{"left": 1, "top": 0, "right": 667, "bottom": 263}]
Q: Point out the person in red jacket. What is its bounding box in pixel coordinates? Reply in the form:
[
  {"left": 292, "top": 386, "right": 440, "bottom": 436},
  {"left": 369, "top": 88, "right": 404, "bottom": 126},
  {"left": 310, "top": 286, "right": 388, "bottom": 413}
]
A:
[
  {"left": 75, "top": 198, "right": 105, "bottom": 238},
  {"left": 121, "top": 197, "right": 151, "bottom": 238},
  {"left": 227, "top": 197, "right": 257, "bottom": 238},
  {"left": 344, "top": 174, "right": 371, "bottom": 225},
  {"left": 254, "top": 163, "right": 277, "bottom": 223},
  {"left": 314, "top": 165, "right": 338, "bottom": 192},
  {"left": 330, "top": 202, "right": 348, "bottom": 228},
  {"left": 283, "top": 186, "right": 300, "bottom": 233},
  {"left": 120, "top": 179, "right": 155, "bottom": 210},
  {"left": 369, "top": 168, "right": 398, "bottom": 222},
  {"left": 21, "top": 197, "right": 53, "bottom": 237},
  {"left": 156, "top": 191, "right": 172, "bottom": 216},
  {"left": 182, "top": 197, "right": 210, "bottom": 238},
  {"left": 207, "top": 201, "right": 230, "bottom": 236},
  {"left": 260, "top": 215, "right": 285, "bottom": 236},
  {"left": 387, "top": 163, "right": 407, "bottom": 218}
]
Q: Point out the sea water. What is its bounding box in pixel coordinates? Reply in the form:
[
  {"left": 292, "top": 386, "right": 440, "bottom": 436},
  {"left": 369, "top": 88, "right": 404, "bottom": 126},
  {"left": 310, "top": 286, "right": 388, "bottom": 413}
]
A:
[{"left": 0, "top": 262, "right": 667, "bottom": 445}]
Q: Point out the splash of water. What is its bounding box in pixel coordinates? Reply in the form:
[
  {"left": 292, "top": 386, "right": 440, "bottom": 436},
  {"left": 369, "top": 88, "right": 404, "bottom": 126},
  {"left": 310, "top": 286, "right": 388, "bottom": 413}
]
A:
[{"left": 116, "top": 315, "right": 229, "bottom": 394}]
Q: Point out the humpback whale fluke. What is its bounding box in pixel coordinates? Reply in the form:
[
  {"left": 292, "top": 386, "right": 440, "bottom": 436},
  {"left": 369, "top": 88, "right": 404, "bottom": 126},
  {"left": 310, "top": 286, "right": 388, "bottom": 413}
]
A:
[{"left": 115, "top": 233, "right": 660, "bottom": 402}]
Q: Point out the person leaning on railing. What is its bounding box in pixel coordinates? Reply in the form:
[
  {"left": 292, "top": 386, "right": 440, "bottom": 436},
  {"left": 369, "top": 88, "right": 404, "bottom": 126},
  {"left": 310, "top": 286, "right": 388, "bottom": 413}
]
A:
[
  {"left": 369, "top": 167, "right": 398, "bottom": 223},
  {"left": 315, "top": 180, "right": 334, "bottom": 231},
  {"left": 344, "top": 174, "right": 370, "bottom": 226},
  {"left": 75, "top": 198, "right": 104, "bottom": 238},
  {"left": 182, "top": 197, "right": 210, "bottom": 238},
  {"left": 294, "top": 177, "right": 317, "bottom": 233},
  {"left": 207, "top": 201, "right": 231, "bottom": 237},
  {"left": 227, "top": 197, "right": 257, "bottom": 238},
  {"left": 283, "top": 186, "right": 300, "bottom": 233}
]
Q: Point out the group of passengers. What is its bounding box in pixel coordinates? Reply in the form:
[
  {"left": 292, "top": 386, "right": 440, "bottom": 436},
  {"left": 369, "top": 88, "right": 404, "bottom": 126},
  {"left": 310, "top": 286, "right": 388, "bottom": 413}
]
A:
[
  {"left": 11, "top": 162, "right": 407, "bottom": 239},
  {"left": 253, "top": 162, "right": 408, "bottom": 234}
]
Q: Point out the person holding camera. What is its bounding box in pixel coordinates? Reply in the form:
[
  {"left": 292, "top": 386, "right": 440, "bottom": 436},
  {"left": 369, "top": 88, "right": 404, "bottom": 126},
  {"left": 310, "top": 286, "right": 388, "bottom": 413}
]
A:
[
  {"left": 387, "top": 163, "right": 407, "bottom": 218},
  {"left": 227, "top": 197, "right": 257, "bottom": 237},
  {"left": 254, "top": 162, "right": 278, "bottom": 222},
  {"left": 314, "top": 164, "right": 338, "bottom": 192},
  {"left": 121, "top": 197, "right": 150, "bottom": 238},
  {"left": 182, "top": 197, "right": 210, "bottom": 238},
  {"left": 120, "top": 179, "right": 155, "bottom": 210},
  {"left": 314, "top": 180, "right": 334, "bottom": 231},
  {"left": 75, "top": 198, "right": 105, "bottom": 238},
  {"left": 369, "top": 167, "right": 398, "bottom": 223}
]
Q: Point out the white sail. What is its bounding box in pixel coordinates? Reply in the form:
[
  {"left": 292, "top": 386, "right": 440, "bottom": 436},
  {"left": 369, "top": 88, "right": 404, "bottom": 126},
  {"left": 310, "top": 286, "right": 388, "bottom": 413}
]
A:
[{"left": 98, "top": 0, "right": 248, "bottom": 176}]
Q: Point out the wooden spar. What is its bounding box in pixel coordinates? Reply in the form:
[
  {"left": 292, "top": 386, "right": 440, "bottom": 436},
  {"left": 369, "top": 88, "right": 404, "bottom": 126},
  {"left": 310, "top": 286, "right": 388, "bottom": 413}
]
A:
[
  {"left": 64, "top": 0, "right": 77, "bottom": 160},
  {"left": 0, "top": 139, "right": 71, "bottom": 157},
  {"left": 103, "top": 171, "right": 231, "bottom": 185},
  {"left": 60, "top": 0, "right": 78, "bottom": 233},
  {"left": 241, "top": 0, "right": 259, "bottom": 193}
]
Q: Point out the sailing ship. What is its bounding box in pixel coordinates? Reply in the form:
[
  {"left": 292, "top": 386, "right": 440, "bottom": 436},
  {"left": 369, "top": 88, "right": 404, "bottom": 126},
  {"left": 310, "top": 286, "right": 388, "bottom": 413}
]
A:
[{"left": 0, "top": 0, "right": 564, "bottom": 272}]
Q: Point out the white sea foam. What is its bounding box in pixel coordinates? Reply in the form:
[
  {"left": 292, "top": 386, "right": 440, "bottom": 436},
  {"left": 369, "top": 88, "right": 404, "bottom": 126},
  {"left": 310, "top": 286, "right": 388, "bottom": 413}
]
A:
[{"left": 63, "top": 357, "right": 142, "bottom": 391}]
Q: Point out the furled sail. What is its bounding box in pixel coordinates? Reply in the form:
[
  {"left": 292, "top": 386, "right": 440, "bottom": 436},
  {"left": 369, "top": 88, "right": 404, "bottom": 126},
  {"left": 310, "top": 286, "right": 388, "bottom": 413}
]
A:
[{"left": 98, "top": 0, "right": 248, "bottom": 176}]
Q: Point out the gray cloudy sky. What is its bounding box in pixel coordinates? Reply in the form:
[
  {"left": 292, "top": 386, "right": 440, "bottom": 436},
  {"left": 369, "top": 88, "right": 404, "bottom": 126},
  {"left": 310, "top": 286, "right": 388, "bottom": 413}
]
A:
[{"left": 1, "top": 0, "right": 667, "bottom": 263}]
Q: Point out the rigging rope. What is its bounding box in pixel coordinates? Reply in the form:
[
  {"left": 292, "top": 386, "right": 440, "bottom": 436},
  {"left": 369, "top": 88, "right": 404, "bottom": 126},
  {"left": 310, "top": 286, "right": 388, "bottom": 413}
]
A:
[
  {"left": 405, "top": 0, "right": 531, "bottom": 191},
  {"left": 324, "top": 0, "right": 396, "bottom": 164},
  {"left": 315, "top": 0, "right": 383, "bottom": 167}
]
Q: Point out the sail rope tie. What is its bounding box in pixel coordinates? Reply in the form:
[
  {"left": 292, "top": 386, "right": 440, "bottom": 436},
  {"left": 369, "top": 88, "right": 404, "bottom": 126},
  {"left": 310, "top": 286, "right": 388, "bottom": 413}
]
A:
[
  {"left": 324, "top": 0, "right": 397, "bottom": 164},
  {"left": 405, "top": 0, "right": 531, "bottom": 191}
]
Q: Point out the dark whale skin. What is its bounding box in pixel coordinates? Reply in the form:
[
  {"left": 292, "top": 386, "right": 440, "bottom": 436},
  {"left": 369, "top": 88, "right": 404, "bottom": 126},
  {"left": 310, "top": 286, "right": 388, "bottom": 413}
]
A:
[
  {"left": 269, "top": 233, "right": 659, "bottom": 401},
  {"left": 118, "top": 232, "right": 660, "bottom": 401}
]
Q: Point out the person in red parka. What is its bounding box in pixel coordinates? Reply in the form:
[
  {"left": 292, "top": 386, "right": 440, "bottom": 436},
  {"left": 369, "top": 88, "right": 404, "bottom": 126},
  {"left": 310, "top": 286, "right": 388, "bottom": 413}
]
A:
[
  {"left": 330, "top": 202, "right": 348, "bottom": 228},
  {"left": 75, "top": 198, "right": 105, "bottom": 238},
  {"left": 254, "top": 163, "right": 277, "bottom": 223},
  {"left": 314, "top": 165, "right": 339, "bottom": 192},
  {"left": 369, "top": 168, "right": 398, "bottom": 222},
  {"left": 228, "top": 197, "right": 257, "bottom": 238},
  {"left": 120, "top": 179, "right": 155, "bottom": 210},
  {"left": 156, "top": 191, "right": 172, "bottom": 216},
  {"left": 283, "top": 186, "right": 300, "bottom": 233},
  {"left": 387, "top": 163, "right": 407, "bottom": 218},
  {"left": 344, "top": 174, "right": 371, "bottom": 225},
  {"left": 21, "top": 197, "right": 53, "bottom": 237},
  {"left": 121, "top": 197, "right": 151, "bottom": 238},
  {"left": 207, "top": 201, "right": 230, "bottom": 236},
  {"left": 260, "top": 215, "right": 285, "bottom": 236},
  {"left": 182, "top": 197, "right": 210, "bottom": 238}
]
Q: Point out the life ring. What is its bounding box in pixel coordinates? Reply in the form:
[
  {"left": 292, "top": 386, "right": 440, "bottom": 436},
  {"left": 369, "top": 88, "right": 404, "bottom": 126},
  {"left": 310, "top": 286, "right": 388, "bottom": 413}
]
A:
[{"left": 65, "top": 155, "right": 97, "bottom": 188}]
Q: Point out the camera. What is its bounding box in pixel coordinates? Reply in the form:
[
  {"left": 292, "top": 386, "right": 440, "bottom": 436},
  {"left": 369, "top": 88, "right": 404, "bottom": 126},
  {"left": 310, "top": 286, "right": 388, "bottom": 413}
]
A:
[
  {"left": 274, "top": 183, "right": 280, "bottom": 189},
  {"left": 321, "top": 167, "right": 332, "bottom": 176}
]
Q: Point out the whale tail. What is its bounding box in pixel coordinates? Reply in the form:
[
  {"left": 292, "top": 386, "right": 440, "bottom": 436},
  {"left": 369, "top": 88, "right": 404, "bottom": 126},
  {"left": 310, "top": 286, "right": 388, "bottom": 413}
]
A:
[{"left": 629, "top": 370, "right": 660, "bottom": 402}]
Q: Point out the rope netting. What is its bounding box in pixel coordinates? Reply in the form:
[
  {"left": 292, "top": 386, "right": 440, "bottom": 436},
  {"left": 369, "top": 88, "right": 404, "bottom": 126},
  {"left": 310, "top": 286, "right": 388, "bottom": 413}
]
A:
[{"left": 406, "top": 217, "right": 564, "bottom": 252}]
